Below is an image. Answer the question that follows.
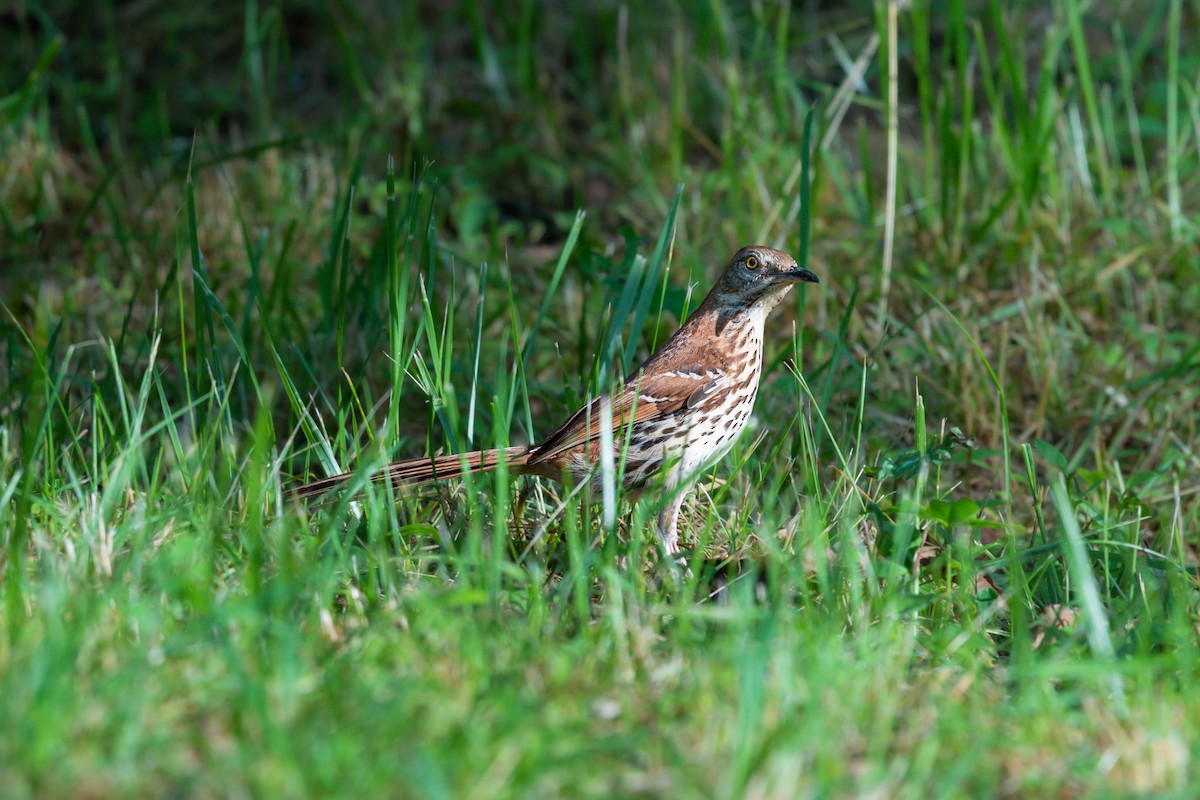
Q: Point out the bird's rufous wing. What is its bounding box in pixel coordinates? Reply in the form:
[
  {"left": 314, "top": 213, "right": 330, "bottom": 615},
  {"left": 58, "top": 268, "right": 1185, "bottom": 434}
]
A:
[{"left": 528, "top": 368, "right": 724, "bottom": 466}]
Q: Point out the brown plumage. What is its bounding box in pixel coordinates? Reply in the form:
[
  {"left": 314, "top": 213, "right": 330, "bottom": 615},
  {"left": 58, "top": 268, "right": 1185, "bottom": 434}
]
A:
[{"left": 295, "top": 245, "right": 818, "bottom": 553}]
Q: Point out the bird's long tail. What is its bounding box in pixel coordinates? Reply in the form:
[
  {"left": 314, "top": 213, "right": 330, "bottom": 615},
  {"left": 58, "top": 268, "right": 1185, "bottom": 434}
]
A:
[{"left": 293, "top": 445, "right": 531, "bottom": 499}]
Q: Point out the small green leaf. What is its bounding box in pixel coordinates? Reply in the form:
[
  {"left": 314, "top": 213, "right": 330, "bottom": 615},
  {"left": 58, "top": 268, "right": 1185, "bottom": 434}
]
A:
[
  {"left": 924, "top": 498, "right": 981, "bottom": 529},
  {"left": 1033, "top": 439, "right": 1068, "bottom": 472},
  {"left": 947, "top": 498, "right": 982, "bottom": 527}
]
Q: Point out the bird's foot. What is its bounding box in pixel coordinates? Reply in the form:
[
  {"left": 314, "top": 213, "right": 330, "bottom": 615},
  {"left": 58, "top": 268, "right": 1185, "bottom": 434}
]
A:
[{"left": 659, "top": 546, "right": 693, "bottom": 585}]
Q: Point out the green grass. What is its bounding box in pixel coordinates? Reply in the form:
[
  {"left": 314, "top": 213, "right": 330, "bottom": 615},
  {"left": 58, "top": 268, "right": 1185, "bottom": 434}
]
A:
[{"left": 3, "top": 1, "right": 1200, "bottom": 796}]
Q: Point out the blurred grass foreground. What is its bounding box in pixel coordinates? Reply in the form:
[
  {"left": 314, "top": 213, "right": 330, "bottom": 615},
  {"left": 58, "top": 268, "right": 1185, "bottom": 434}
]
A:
[{"left": 2, "top": 1, "right": 1200, "bottom": 797}]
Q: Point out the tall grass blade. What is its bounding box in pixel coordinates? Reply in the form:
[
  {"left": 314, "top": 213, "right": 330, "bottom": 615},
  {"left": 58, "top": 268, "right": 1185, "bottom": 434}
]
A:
[{"left": 1050, "top": 474, "right": 1125, "bottom": 708}]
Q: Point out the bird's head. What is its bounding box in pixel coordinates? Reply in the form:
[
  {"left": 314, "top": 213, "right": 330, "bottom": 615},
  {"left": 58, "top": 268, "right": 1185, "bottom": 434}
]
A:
[{"left": 707, "top": 245, "right": 819, "bottom": 313}]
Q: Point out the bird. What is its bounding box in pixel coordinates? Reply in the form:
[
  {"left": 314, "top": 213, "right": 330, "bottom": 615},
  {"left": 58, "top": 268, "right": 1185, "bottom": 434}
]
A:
[{"left": 295, "top": 245, "right": 818, "bottom": 554}]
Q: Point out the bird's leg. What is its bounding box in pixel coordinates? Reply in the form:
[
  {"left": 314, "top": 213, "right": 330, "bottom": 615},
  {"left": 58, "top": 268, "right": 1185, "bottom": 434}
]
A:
[
  {"left": 656, "top": 493, "right": 685, "bottom": 555},
  {"left": 654, "top": 492, "right": 696, "bottom": 585}
]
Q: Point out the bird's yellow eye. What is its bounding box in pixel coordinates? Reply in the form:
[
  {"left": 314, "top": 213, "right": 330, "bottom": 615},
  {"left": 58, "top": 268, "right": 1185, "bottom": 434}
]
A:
[{"left": 745, "top": 255, "right": 759, "bottom": 270}]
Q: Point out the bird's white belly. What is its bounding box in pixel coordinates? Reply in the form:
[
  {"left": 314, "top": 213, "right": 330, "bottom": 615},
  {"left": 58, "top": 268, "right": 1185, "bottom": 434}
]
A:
[{"left": 623, "top": 368, "right": 760, "bottom": 491}]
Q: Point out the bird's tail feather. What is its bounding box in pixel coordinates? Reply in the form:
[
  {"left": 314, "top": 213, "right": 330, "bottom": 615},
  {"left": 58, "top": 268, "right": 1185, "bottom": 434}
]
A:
[{"left": 293, "top": 445, "right": 531, "bottom": 499}]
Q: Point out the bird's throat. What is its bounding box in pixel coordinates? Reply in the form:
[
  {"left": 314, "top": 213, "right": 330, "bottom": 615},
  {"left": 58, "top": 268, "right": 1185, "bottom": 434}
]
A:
[{"left": 705, "top": 284, "right": 792, "bottom": 336}]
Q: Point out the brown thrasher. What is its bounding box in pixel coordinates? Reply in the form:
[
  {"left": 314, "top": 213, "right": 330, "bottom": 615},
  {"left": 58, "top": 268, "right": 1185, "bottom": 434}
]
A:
[{"left": 296, "top": 245, "right": 818, "bottom": 553}]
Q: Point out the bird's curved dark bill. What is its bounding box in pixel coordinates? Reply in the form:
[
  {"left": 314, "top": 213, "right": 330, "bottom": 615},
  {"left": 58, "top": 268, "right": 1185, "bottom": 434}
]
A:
[{"left": 786, "top": 268, "right": 820, "bottom": 283}]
